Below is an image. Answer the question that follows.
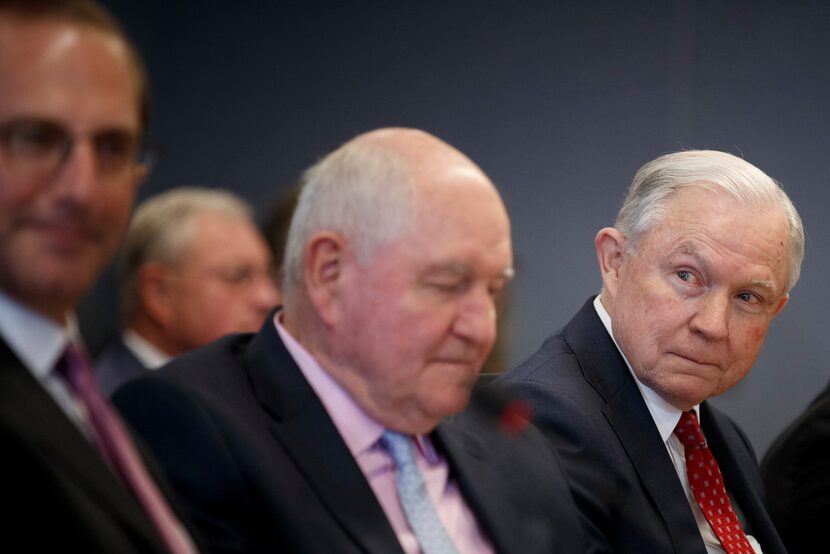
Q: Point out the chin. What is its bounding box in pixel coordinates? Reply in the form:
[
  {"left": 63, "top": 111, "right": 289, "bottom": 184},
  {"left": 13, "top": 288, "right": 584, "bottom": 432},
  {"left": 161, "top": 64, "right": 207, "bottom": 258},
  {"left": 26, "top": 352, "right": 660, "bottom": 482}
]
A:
[
  {"left": 441, "top": 389, "right": 475, "bottom": 416},
  {"left": 661, "top": 386, "right": 710, "bottom": 411}
]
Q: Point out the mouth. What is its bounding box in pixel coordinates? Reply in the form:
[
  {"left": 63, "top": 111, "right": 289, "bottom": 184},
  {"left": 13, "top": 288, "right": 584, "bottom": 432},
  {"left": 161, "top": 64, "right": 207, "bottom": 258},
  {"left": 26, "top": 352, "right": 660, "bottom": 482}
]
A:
[
  {"left": 430, "top": 358, "right": 483, "bottom": 380},
  {"left": 433, "top": 358, "right": 477, "bottom": 368},
  {"left": 670, "top": 351, "right": 717, "bottom": 368},
  {"left": 29, "top": 219, "right": 99, "bottom": 251}
]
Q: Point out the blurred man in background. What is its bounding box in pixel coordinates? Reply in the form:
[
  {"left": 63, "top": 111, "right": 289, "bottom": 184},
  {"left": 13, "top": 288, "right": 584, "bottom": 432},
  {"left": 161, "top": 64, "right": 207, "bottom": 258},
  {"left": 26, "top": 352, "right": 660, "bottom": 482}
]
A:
[
  {"left": 0, "top": 1, "right": 196, "bottom": 551},
  {"left": 96, "top": 187, "right": 278, "bottom": 395}
]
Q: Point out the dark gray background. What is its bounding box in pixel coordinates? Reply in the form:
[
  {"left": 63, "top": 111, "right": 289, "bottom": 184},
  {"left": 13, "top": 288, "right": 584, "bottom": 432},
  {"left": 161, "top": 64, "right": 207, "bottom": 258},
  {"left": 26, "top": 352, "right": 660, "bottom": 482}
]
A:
[{"left": 89, "top": 0, "right": 830, "bottom": 458}]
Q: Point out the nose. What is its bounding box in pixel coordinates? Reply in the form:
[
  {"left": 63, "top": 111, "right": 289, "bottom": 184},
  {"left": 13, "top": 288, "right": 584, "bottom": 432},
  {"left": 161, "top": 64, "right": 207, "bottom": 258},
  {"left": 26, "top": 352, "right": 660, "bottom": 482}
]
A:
[
  {"left": 452, "top": 286, "right": 497, "bottom": 349},
  {"left": 689, "top": 293, "right": 730, "bottom": 341},
  {"left": 250, "top": 272, "right": 280, "bottom": 314},
  {"left": 53, "top": 139, "right": 97, "bottom": 204}
]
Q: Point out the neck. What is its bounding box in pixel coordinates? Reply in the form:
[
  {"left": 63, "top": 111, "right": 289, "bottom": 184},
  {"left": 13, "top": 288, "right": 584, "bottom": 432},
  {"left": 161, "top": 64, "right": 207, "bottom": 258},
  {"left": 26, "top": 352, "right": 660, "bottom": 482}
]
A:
[{"left": 128, "top": 315, "right": 184, "bottom": 357}]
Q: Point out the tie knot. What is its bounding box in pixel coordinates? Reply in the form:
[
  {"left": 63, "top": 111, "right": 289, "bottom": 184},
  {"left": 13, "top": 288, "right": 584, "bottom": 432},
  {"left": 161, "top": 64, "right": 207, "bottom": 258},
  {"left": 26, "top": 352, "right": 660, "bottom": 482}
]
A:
[
  {"left": 381, "top": 431, "right": 415, "bottom": 466},
  {"left": 54, "top": 343, "right": 94, "bottom": 395},
  {"left": 674, "top": 410, "right": 706, "bottom": 449}
]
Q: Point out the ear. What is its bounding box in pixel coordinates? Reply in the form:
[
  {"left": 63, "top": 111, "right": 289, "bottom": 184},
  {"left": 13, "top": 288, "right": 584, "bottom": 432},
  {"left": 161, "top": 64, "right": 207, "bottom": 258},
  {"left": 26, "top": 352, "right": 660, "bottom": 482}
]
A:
[
  {"left": 595, "top": 227, "right": 627, "bottom": 298},
  {"left": 303, "top": 232, "right": 349, "bottom": 326},
  {"left": 132, "top": 162, "right": 151, "bottom": 187},
  {"left": 137, "top": 262, "right": 177, "bottom": 329}
]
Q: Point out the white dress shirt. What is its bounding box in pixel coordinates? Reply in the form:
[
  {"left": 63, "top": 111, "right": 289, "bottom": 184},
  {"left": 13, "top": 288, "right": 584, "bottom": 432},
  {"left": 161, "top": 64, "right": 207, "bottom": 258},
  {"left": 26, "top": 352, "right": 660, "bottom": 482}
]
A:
[
  {"left": 122, "top": 329, "right": 172, "bottom": 369},
  {"left": 593, "top": 296, "right": 762, "bottom": 554},
  {"left": 0, "top": 290, "right": 90, "bottom": 435}
]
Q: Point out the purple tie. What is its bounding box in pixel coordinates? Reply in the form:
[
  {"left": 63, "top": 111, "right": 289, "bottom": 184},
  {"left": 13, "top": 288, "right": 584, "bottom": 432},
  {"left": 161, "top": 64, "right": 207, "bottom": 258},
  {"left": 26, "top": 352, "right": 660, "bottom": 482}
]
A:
[{"left": 55, "top": 344, "right": 197, "bottom": 554}]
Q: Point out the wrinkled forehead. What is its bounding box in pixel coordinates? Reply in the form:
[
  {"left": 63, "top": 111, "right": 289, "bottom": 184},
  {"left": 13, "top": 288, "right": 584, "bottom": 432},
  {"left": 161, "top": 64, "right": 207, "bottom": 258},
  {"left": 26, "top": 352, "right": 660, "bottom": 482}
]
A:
[{"left": 646, "top": 187, "right": 791, "bottom": 288}]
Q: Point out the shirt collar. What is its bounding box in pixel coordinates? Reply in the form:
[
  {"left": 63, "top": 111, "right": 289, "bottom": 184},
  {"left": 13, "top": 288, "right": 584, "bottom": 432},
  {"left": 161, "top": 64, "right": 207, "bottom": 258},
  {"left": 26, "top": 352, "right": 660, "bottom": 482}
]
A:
[
  {"left": 0, "top": 289, "right": 77, "bottom": 379},
  {"left": 593, "top": 295, "right": 700, "bottom": 441},
  {"left": 122, "top": 329, "right": 172, "bottom": 369},
  {"left": 273, "top": 312, "right": 386, "bottom": 457}
]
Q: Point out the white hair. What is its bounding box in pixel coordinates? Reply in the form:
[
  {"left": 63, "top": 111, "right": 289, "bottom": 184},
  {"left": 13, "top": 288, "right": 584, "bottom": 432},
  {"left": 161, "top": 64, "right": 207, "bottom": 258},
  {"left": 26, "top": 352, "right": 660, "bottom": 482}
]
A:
[
  {"left": 118, "top": 186, "right": 254, "bottom": 322},
  {"left": 281, "top": 138, "right": 416, "bottom": 297},
  {"left": 615, "top": 150, "right": 805, "bottom": 291}
]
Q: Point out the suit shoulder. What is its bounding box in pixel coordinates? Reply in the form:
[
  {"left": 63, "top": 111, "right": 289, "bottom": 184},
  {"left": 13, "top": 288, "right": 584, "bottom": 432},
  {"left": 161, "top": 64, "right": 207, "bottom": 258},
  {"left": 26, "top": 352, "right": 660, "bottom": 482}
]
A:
[
  {"left": 763, "top": 383, "right": 830, "bottom": 472},
  {"left": 497, "top": 330, "right": 579, "bottom": 384},
  {"left": 155, "top": 332, "right": 255, "bottom": 384}
]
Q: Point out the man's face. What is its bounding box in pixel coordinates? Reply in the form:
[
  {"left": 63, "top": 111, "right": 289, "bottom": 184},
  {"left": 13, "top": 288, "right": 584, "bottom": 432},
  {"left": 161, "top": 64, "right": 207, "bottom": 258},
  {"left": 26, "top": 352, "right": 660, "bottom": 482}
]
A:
[
  {"left": 161, "top": 213, "right": 279, "bottom": 354},
  {"left": 333, "top": 172, "right": 513, "bottom": 434},
  {"left": 604, "top": 186, "right": 790, "bottom": 410},
  {"left": 0, "top": 18, "right": 143, "bottom": 322}
]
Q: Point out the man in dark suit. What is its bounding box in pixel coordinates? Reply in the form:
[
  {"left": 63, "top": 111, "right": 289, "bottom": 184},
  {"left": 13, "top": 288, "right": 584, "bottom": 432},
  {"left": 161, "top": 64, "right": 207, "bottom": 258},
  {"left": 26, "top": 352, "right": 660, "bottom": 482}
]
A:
[
  {"left": 96, "top": 335, "right": 146, "bottom": 395},
  {"left": 0, "top": 1, "right": 196, "bottom": 551},
  {"left": 96, "top": 187, "right": 278, "bottom": 396},
  {"left": 498, "top": 150, "right": 803, "bottom": 554},
  {"left": 114, "top": 127, "right": 586, "bottom": 553},
  {"left": 762, "top": 380, "right": 830, "bottom": 553}
]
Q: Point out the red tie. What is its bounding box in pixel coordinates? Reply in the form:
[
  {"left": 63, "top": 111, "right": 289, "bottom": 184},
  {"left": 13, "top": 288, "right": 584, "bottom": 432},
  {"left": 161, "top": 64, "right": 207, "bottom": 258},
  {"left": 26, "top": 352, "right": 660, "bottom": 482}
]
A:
[
  {"left": 55, "top": 344, "right": 197, "bottom": 554},
  {"left": 674, "top": 411, "right": 754, "bottom": 554}
]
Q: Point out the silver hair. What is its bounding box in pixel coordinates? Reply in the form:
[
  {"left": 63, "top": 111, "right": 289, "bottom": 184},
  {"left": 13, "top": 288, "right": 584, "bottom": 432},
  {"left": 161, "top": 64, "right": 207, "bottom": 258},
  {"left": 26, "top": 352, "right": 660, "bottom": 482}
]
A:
[
  {"left": 615, "top": 150, "right": 805, "bottom": 291},
  {"left": 118, "top": 187, "right": 254, "bottom": 323},
  {"left": 281, "top": 138, "right": 415, "bottom": 297}
]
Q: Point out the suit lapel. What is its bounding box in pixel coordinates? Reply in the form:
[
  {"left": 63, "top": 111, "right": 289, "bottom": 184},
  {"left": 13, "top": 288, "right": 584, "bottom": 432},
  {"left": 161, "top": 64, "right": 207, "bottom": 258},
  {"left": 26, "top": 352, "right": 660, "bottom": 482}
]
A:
[
  {"left": 602, "top": 385, "right": 705, "bottom": 553},
  {"left": 432, "top": 422, "right": 515, "bottom": 554},
  {"left": 0, "top": 338, "right": 163, "bottom": 544},
  {"left": 702, "top": 405, "right": 787, "bottom": 554},
  {"left": 566, "top": 300, "right": 705, "bottom": 554},
  {"left": 242, "top": 322, "right": 404, "bottom": 554}
]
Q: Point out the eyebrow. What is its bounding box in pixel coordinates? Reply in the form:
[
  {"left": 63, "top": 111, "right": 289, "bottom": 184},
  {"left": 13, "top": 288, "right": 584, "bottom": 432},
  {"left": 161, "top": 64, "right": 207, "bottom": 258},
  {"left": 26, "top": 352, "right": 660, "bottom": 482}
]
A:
[
  {"left": 674, "top": 243, "right": 779, "bottom": 295},
  {"left": 748, "top": 279, "right": 777, "bottom": 294},
  {"left": 427, "top": 262, "right": 515, "bottom": 281}
]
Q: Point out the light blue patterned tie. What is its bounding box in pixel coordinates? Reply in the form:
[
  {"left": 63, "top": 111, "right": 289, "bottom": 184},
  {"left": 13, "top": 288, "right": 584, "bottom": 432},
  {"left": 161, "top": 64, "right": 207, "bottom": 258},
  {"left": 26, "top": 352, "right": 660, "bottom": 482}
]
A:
[{"left": 381, "top": 431, "right": 459, "bottom": 554}]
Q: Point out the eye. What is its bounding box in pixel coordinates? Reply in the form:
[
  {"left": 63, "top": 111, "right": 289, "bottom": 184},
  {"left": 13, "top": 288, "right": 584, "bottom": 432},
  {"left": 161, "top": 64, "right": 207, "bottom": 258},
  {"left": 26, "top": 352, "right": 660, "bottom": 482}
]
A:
[
  {"left": 214, "top": 266, "right": 255, "bottom": 287},
  {"left": 677, "top": 270, "right": 693, "bottom": 282},
  {"left": 4, "top": 120, "right": 67, "bottom": 158},
  {"left": 736, "top": 291, "right": 761, "bottom": 305},
  {"left": 428, "top": 280, "right": 467, "bottom": 293},
  {"left": 94, "top": 130, "right": 137, "bottom": 170}
]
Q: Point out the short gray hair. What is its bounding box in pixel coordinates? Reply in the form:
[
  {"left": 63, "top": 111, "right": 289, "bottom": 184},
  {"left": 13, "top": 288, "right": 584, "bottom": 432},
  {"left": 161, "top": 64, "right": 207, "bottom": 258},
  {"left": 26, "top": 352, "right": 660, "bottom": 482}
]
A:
[
  {"left": 615, "top": 150, "right": 805, "bottom": 291},
  {"left": 118, "top": 187, "right": 253, "bottom": 323},
  {"left": 281, "top": 138, "right": 416, "bottom": 296}
]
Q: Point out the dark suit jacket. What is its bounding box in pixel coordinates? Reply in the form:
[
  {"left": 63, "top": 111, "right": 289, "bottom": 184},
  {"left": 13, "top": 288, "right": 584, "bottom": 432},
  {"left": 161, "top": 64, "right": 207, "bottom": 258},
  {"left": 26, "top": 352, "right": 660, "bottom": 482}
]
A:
[
  {"left": 0, "top": 336, "right": 171, "bottom": 552},
  {"left": 95, "top": 336, "right": 148, "bottom": 396},
  {"left": 497, "top": 298, "right": 786, "bottom": 554},
  {"left": 113, "top": 316, "right": 586, "bottom": 554},
  {"left": 762, "top": 379, "right": 830, "bottom": 553}
]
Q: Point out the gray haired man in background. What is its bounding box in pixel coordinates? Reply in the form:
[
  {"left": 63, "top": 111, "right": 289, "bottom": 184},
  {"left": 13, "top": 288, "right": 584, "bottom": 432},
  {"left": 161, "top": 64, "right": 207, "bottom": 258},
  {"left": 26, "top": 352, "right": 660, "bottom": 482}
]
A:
[{"left": 96, "top": 187, "right": 278, "bottom": 395}]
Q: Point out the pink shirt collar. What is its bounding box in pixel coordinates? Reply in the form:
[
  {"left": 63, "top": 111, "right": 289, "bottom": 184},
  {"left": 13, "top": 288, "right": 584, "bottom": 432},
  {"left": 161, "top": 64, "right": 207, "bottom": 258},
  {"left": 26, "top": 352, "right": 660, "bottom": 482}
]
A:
[{"left": 274, "top": 313, "right": 384, "bottom": 456}]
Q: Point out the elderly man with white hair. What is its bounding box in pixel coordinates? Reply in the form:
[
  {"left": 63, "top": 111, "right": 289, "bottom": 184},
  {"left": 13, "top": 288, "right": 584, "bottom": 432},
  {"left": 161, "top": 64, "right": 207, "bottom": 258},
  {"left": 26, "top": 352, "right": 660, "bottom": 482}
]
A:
[
  {"left": 499, "top": 150, "right": 801, "bottom": 554},
  {"left": 113, "top": 128, "right": 586, "bottom": 553}
]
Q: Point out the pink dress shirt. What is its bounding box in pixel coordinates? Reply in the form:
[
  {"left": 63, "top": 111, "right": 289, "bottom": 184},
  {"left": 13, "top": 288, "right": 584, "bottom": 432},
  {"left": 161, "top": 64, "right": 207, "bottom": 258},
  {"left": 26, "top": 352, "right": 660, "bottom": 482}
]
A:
[{"left": 275, "top": 314, "right": 494, "bottom": 554}]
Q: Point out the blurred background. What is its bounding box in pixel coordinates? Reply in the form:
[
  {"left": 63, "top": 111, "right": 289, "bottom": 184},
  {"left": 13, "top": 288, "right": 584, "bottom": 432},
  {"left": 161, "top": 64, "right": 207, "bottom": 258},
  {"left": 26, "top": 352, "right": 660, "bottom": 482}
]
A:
[{"left": 89, "top": 0, "right": 830, "bottom": 457}]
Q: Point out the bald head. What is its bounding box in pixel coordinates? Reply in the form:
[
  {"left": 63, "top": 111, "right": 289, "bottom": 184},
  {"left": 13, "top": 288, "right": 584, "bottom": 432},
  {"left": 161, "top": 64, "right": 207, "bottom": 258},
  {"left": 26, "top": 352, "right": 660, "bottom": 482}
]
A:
[
  {"left": 282, "top": 127, "right": 502, "bottom": 297},
  {"left": 354, "top": 127, "right": 490, "bottom": 181}
]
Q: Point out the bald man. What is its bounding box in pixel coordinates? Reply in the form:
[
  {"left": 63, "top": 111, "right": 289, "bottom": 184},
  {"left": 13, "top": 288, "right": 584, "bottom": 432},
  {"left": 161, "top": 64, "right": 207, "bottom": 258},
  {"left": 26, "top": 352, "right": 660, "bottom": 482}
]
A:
[{"left": 113, "top": 128, "right": 585, "bottom": 553}]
